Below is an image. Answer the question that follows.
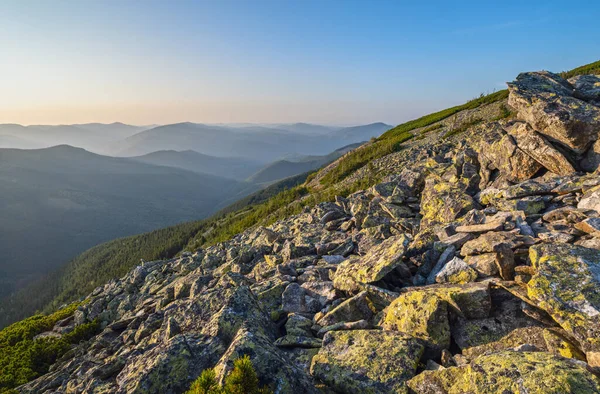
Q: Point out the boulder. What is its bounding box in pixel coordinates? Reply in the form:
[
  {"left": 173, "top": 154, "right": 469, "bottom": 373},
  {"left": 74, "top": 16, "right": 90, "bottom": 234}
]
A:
[
  {"left": 316, "top": 291, "right": 376, "bottom": 327},
  {"left": 569, "top": 74, "right": 600, "bottom": 104},
  {"left": 578, "top": 186, "right": 600, "bottom": 214},
  {"left": 476, "top": 122, "right": 543, "bottom": 186},
  {"left": 310, "top": 330, "right": 424, "bottom": 394},
  {"left": 434, "top": 257, "right": 477, "bottom": 284},
  {"left": 215, "top": 328, "right": 319, "bottom": 393},
  {"left": 508, "top": 71, "right": 600, "bottom": 154},
  {"left": 507, "top": 121, "right": 576, "bottom": 175},
  {"left": 380, "top": 289, "right": 451, "bottom": 351},
  {"left": 407, "top": 350, "right": 600, "bottom": 393},
  {"left": 528, "top": 244, "right": 600, "bottom": 366},
  {"left": 420, "top": 174, "right": 477, "bottom": 228},
  {"left": 332, "top": 235, "right": 410, "bottom": 292}
]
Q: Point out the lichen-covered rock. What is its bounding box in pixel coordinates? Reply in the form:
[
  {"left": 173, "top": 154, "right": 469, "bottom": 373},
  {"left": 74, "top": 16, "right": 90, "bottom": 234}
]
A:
[
  {"left": 380, "top": 289, "right": 450, "bottom": 351},
  {"left": 214, "top": 327, "right": 320, "bottom": 393},
  {"left": 507, "top": 121, "right": 576, "bottom": 175},
  {"left": 316, "top": 291, "right": 376, "bottom": 327},
  {"left": 528, "top": 243, "right": 600, "bottom": 366},
  {"left": 578, "top": 186, "right": 600, "bottom": 214},
  {"left": 407, "top": 350, "right": 600, "bottom": 394},
  {"left": 434, "top": 257, "right": 477, "bottom": 284},
  {"left": 460, "top": 231, "right": 533, "bottom": 256},
  {"left": 508, "top": 71, "right": 600, "bottom": 154},
  {"left": 476, "top": 122, "right": 543, "bottom": 186},
  {"left": 570, "top": 74, "right": 600, "bottom": 104},
  {"left": 310, "top": 330, "right": 424, "bottom": 394},
  {"left": 332, "top": 235, "right": 410, "bottom": 292},
  {"left": 116, "top": 334, "right": 224, "bottom": 394},
  {"left": 420, "top": 174, "right": 477, "bottom": 228}
]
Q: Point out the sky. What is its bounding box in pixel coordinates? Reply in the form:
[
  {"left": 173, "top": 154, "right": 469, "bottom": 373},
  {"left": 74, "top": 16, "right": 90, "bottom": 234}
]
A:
[{"left": 1, "top": 0, "right": 599, "bottom": 126}]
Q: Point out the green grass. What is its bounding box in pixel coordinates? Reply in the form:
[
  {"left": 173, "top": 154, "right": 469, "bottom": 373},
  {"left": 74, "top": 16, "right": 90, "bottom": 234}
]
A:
[
  {"left": 560, "top": 59, "right": 600, "bottom": 79},
  {"left": 442, "top": 118, "right": 483, "bottom": 139},
  {"left": 318, "top": 130, "right": 414, "bottom": 186},
  {"left": 0, "top": 303, "right": 99, "bottom": 393}
]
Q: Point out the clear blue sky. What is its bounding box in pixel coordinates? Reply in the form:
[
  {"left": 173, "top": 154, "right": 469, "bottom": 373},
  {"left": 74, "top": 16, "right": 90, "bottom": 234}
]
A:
[{"left": 1, "top": 0, "right": 599, "bottom": 125}]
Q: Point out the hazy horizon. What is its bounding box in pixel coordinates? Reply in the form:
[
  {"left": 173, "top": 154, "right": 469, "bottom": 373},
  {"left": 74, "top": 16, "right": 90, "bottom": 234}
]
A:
[{"left": 2, "top": 1, "right": 600, "bottom": 125}]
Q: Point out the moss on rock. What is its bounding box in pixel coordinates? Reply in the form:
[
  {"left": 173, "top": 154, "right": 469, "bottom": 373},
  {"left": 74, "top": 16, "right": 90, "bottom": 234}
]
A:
[
  {"left": 407, "top": 350, "right": 600, "bottom": 393},
  {"left": 310, "top": 330, "right": 424, "bottom": 394}
]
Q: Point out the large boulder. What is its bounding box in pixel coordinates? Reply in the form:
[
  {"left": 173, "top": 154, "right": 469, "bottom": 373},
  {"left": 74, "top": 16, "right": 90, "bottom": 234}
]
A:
[
  {"left": 310, "top": 330, "right": 424, "bottom": 394},
  {"left": 215, "top": 327, "right": 319, "bottom": 393},
  {"left": 380, "top": 283, "right": 491, "bottom": 352},
  {"left": 332, "top": 235, "right": 410, "bottom": 292},
  {"left": 506, "top": 121, "right": 576, "bottom": 175},
  {"left": 527, "top": 244, "right": 600, "bottom": 366},
  {"left": 407, "top": 350, "right": 600, "bottom": 393},
  {"left": 508, "top": 71, "right": 600, "bottom": 155},
  {"left": 115, "top": 334, "right": 224, "bottom": 394},
  {"left": 476, "top": 122, "right": 543, "bottom": 187},
  {"left": 420, "top": 174, "right": 477, "bottom": 228}
]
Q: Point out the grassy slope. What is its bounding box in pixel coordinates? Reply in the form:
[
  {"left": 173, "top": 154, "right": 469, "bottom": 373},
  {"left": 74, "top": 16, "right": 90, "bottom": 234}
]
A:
[{"left": 3, "top": 59, "right": 599, "bottom": 330}]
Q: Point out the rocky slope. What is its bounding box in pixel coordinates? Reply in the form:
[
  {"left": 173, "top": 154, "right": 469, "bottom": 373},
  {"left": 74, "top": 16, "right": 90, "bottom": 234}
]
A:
[{"left": 16, "top": 70, "right": 600, "bottom": 393}]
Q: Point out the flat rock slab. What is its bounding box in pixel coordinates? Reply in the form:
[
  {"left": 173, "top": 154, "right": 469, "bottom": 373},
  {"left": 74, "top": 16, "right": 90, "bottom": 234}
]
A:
[
  {"left": 455, "top": 220, "right": 505, "bottom": 233},
  {"left": 528, "top": 243, "right": 600, "bottom": 367},
  {"left": 575, "top": 217, "right": 600, "bottom": 235},
  {"left": 333, "top": 235, "right": 410, "bottom": 292},
  {"left": 310, "top": 330, "right": 424, "bottom": 394},
  {"left": 407, "top": 350, "right": 600, "bottom": 393}
]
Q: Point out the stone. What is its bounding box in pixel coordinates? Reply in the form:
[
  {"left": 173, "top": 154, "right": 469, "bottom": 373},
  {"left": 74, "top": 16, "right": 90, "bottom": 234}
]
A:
[
  {"left": 215, "top": 328, "right": 319, "bottom": 393},
  {"left": 464, "top": 253, "right": 499, "bottom": 277},
  {"left": 460, "top": 231, "right": 533, "bottom": 256},
  {"left": 528, "top": 244, "right": 600, "bottom": 367},
  {"left": 578, "top": 187, "right": 600, "bottom": 214},
  {"left": 569, "top": 74, "right": 600, "bottom": 104},
  {"left": 380, "top": 290, "right": 451, "bottom": 351},
  {"left": 332, "top": 235, "right": 410, "bottom": 292},
  {"left": 310, "top": 330, "right": 424, "bottom": 394},
  {"left": 508, "top": 71, "right": 600, "bottom": 154},
  {"left": 274, "top": 335, "right": 322, "bottom": 348},
  {"left": 455, "top": 220, "right": 504, "bottom": 233},
  {"left": 438, "top": 232, "right": 473, "bottom": 248},
  {"left": 435, "top": 257, "right": 477, "bottom": 284},
  {"left": 285, "top": 313, "right": 314, "bottom": 336},
  {"left": 301, "top": 281, "right": 339, "bottom": 310},
  {"left": 116, "top": 334, "right": 223, "bottom": 394},
  {"left": 407, "top": 350, "right": 600, "bottom": 393},
  {"left": 581, "top": 139, "right": 600, "bottom": 172},
  {"left": 321, "top": 210, "right": 346, "bottom": 224},
  {"left": 575, "top": 217, "right": 600, "bottom": 235},
  {"left": 316, "top": 291, "right": 376, "bottom": 327},
  {"left": 507, "top": 121, "right": 576, "bottom": 176},
  {"left": 420, "top": 174, "right": 477, "bottom": 228},
  {"left": 476, "top": 122, "right": 543, "bottom": 186},
  {"left": 426, "top": 245, "right": 456, "bottom": 285},
  {"left": 316, "top": 319, "right": 370, "bottom": 337}
]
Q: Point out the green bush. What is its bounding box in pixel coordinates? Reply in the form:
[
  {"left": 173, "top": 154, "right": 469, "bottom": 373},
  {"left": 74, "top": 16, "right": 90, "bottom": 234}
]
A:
[
  {"left": 0, "top": 303, "right": 99, "bottom": 393},
  {"left": 187, "top": 356, "right": 272, "bottom": 394},
  {"left": 560, "top": 59, "right": 600, "bottom": 78}
]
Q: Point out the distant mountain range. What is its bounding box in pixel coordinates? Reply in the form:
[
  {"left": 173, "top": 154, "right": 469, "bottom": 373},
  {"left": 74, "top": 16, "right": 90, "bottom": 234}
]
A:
[
  {"left": 0, "top": 122, "right": 392, "bottom": 162},
  {"left": 0, "top": 122, "right": 151, "bottom": 153},
  {"left": 247, "top": 142, "right": 362, "bottom": 184},
  {"left": 0, "top": 145, "right": 258, "bottom": 299},
  {"left": 112, "top": 122, "right": 391, "bottom": 162},
  {"left": 129, "top": 150, "right": 263, "bottom": 180}
]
